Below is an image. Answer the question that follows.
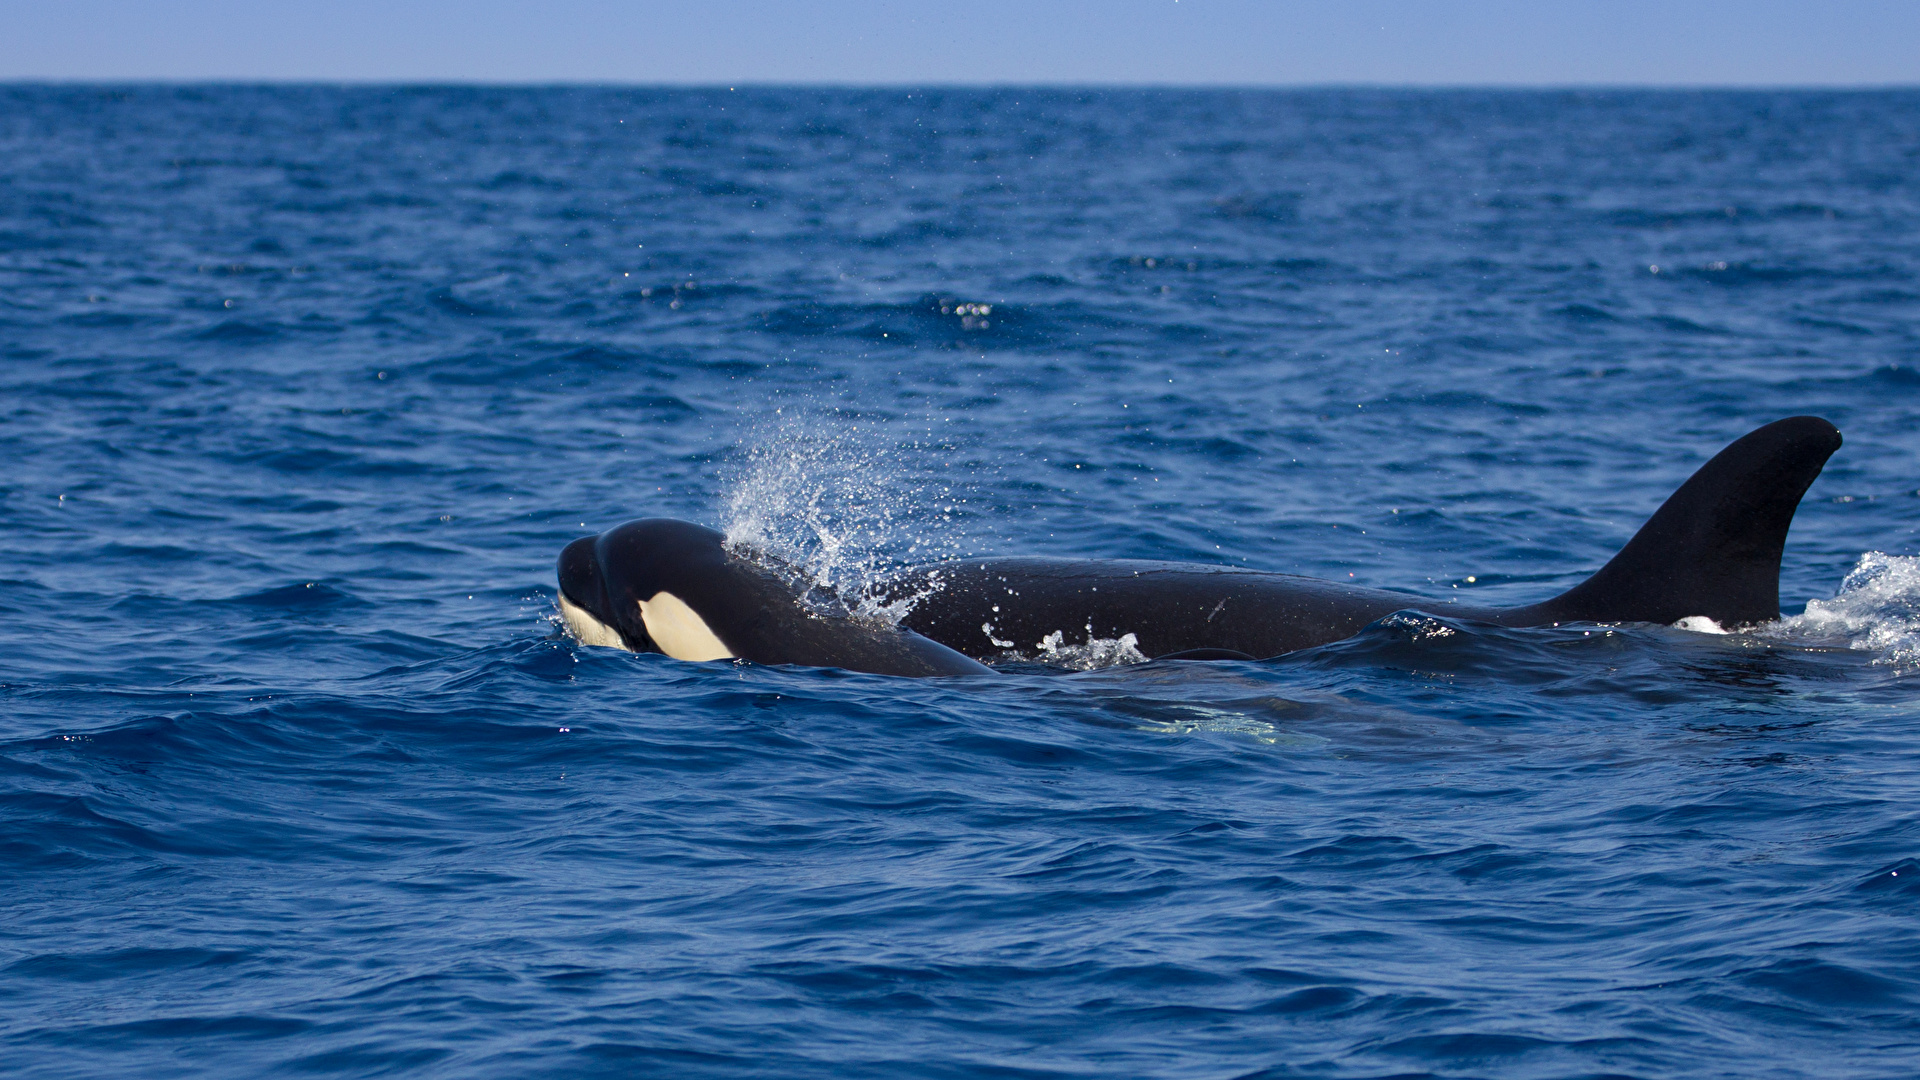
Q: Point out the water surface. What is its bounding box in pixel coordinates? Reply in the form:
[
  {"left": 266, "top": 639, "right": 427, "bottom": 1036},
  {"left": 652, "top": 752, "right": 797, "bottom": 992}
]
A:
[{"left": 4, "top": 86, "right": 1920, "bottom": 1078}]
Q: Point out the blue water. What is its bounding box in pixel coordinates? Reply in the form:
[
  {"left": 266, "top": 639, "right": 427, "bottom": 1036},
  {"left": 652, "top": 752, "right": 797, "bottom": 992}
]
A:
[{"left": 5, "top": 85, "right": 1920, "bottom": 1078}]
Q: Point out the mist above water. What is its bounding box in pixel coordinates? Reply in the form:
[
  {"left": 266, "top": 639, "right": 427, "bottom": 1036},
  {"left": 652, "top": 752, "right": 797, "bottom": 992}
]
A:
[{"left": 719, "top": 406, "right": 983, "bottom": 622}]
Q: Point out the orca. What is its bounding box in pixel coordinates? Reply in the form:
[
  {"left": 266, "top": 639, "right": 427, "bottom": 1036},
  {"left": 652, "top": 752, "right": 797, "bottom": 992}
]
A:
[
  {"left": 558, "top": 416, "right": 1840, "bottom": 676},
  {"left": 556, "top": 518, "right": 993, "bottom": 676},
  {"left": 887, "top": 416, "right": 1842, "bottom": 662}
]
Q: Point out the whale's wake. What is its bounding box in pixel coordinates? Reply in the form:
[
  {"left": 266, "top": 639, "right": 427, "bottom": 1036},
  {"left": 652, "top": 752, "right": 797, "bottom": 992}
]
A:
[{"left": 1775, "top": 552, "right": 1920, "bottom": 667}]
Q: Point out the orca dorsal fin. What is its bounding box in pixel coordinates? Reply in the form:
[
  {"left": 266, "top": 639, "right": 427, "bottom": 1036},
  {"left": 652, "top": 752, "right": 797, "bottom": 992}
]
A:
[{"left": 1521, "top": 416, "right": 1841, "bottom": 629}]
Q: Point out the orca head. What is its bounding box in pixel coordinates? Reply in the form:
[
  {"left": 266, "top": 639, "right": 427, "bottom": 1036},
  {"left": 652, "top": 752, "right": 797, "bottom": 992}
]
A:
[{"left": 555, "top": 518, "right": 737, "bottom": 661}]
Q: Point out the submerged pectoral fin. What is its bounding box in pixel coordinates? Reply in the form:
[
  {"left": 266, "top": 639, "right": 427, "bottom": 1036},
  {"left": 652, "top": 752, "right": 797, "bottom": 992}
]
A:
[{"left": 1523, "top": 416, "right": 1841, "bottom": 629}]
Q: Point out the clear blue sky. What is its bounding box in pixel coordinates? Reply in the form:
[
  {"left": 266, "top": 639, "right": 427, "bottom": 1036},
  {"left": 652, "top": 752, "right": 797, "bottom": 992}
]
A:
[{"left": 3, "top": 0, "right": 1916, "bottom": 86}]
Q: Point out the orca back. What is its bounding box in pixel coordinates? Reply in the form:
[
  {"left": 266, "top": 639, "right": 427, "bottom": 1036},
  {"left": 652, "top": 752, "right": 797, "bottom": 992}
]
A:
[{"left": 894, "top": 416, "right": 1843, "bottom": 661}]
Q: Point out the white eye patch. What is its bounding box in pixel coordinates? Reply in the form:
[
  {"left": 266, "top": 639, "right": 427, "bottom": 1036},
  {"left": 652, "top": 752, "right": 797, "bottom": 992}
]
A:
[
  {"left": 559, "top": 594, "right": 630, "bottom": 650},
  {"left": 639, "top": 591, "right": 734, "bottom": 662}
]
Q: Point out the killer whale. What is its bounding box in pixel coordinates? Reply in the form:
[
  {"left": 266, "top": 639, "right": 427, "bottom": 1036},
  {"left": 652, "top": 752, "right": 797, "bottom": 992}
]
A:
[
  {"left": 556, "top": 517, "right": 992, "bottom": 676},
  {"left": 557, "top": 416, "right": 1840, "bottom": 676}
]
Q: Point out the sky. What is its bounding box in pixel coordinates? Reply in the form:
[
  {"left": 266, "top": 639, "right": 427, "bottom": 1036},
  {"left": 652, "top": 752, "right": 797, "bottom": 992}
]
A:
[{"left": 2, "top": 0, "right": 1916, "bottom": 86}]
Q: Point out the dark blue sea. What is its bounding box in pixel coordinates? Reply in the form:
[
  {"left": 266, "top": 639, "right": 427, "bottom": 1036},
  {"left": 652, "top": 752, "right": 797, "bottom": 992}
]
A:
[{"left": 5, "top": 85, "right": 1920, "bottom": 1079}]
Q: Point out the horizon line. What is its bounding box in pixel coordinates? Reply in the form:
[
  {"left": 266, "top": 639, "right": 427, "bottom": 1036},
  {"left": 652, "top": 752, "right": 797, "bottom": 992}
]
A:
[{"left": 7, "top": 77, "right": 1920, "bottom": 92}]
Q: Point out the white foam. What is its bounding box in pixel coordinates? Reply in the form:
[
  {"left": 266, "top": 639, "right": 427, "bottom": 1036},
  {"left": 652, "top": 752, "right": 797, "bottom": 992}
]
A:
[
  {"left": 1033, "top": 630, "right": 1149, "bottom": 670},
  {"left": 1773, "top": 552, "right": 1920, "bottom": 666},
  {"left": 1672, "top": 615, "right": 1730, "bottom": 635}
]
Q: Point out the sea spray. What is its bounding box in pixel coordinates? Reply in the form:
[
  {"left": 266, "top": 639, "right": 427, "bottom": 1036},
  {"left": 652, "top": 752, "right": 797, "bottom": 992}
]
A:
[
  {"left": 1776, "top": 552, "right": 1920, "bottom": 666},
  {"left": 717, "top": 409, "right": 1163, "bottom": 667},
  {"left": 719, "top": 406, "right": 979, "bottom": 622}
]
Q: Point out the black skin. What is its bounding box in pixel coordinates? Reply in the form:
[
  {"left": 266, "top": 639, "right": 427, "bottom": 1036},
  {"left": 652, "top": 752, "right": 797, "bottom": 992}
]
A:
[{"left": 560, "top": 417, "right": 1841, "bottom": 677}]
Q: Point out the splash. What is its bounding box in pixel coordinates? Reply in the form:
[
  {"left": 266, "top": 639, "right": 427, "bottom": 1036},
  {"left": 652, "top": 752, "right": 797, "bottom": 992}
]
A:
[
  {"left": 979, "top": 624, "right": 1149, "bottom": 670},
  {"left": 1774, "top": 552, "right": 1920, "bottom": 666},
  {"left": 1035, "top": 630, "right": 1150, "bottom": 670},
  {"left": 719, "top": 407, "right": 974, "bottom": 622}
]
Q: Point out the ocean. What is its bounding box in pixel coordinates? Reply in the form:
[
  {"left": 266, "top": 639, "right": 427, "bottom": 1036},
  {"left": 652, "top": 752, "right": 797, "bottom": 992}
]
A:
[{"left": 4, "top": 84, "right": 1920, "bottom": 1078}]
